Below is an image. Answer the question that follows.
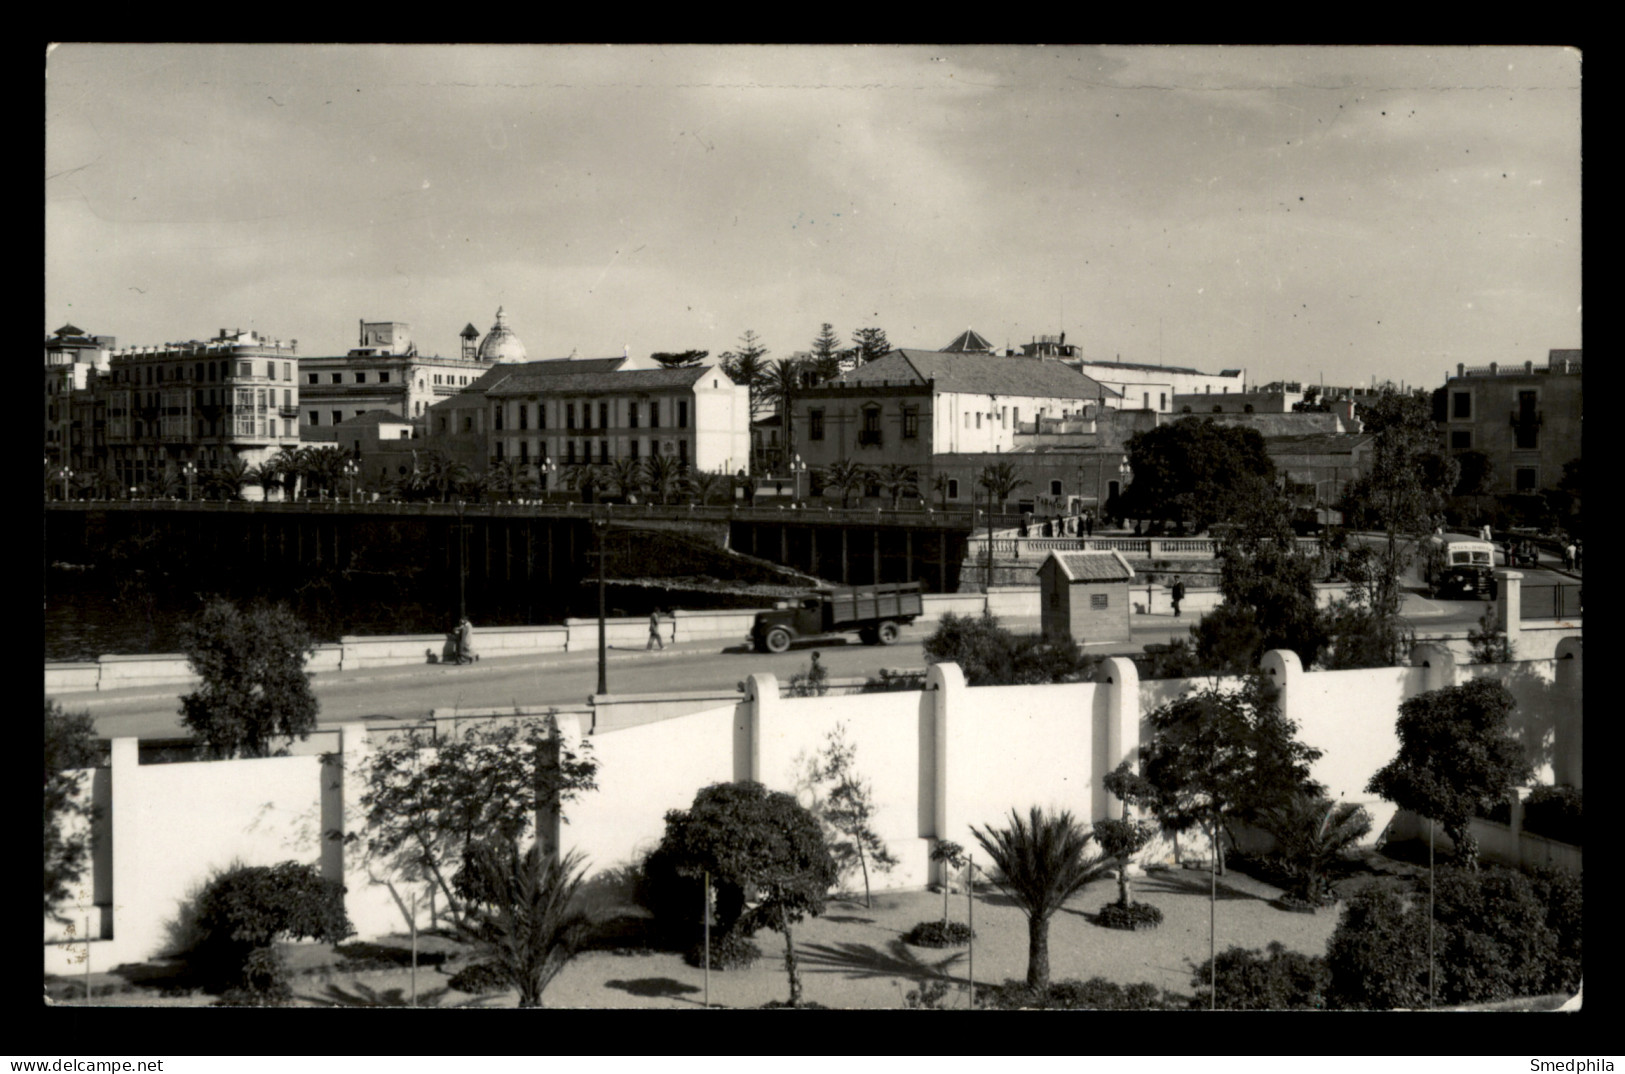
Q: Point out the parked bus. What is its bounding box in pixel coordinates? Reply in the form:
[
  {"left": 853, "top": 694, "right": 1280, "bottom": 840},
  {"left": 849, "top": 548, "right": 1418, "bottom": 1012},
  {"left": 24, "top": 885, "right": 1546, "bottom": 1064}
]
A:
[{"left": 1425, "top": 532, "right": 1497, "bottom": 600}]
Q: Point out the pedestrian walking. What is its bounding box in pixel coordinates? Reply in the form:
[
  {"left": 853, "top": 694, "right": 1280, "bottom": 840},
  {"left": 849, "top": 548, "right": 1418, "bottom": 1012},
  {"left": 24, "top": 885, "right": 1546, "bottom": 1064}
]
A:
[
  {"left": 1085, "top": 511, "right": 1094, "bottom": 537},
  {"left": 1564, "top": 541, "right": 1576, "bottom": 571},
  {"left": 1171, "top": 578, "right": 1186, "bottom": 618},
  {"left": 456, "top": 616, "right": 475, "bottom": 664},
  {"left": 647, "top": 609, "right": 664, "bottom": 650},
  {"left": 1575, "top": 539, "right": 1583, "bottom": 570}
]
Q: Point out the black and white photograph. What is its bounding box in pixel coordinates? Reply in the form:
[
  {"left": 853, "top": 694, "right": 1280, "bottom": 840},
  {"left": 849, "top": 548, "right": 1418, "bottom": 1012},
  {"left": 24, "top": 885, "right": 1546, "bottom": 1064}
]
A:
[{"left": 44, "top": 44, "right": 1581, "bottom": 1017}]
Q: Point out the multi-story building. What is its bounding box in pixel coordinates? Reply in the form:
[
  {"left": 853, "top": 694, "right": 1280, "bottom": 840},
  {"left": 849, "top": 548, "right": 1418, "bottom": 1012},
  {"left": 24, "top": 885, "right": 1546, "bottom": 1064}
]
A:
[
  {"left": 1064, "top": 358, "right": 1245, "bottom": 414},
  {"left": 1438, "top": 349, "right": 1582, "bottom": 494},
  {"left": 97, "top": 327, "right": 304, "bottom": 491},
  {"left": 297, "top": 308, "right": 534, "bottom": 431},
  {"left": 44, "top": 324, "right": 115, "bottom": 469},
  {"left": 421, "top": 358, "right": 750, "bottom": 488}
]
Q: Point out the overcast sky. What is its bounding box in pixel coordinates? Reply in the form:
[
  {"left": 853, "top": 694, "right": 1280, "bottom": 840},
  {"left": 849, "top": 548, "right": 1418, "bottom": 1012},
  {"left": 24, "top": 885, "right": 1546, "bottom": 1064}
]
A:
[{"left": 46, "top": 44, "right": 1580, "bottom": 389}]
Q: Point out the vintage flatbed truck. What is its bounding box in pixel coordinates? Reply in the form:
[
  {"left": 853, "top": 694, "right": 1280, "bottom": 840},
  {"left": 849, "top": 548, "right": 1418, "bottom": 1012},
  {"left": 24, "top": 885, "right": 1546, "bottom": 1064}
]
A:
[{"left": 749, "top": 581, "right": 925, "bottom": 653}]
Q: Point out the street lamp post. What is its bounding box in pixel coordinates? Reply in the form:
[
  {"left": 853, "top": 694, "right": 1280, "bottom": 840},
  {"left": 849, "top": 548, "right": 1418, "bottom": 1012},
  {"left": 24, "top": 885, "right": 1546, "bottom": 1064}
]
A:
[
  {"left": 791, "top": 454, "right": 806, "bottom": 504},
  {"left": 344, "top": 459, "right": 359, "bottom": 503},
  {"left": 61, "top": 466, "right": 73, "bottom": 502},
  {"left": 182, "top": 461, "right": 197, "bottom": 502},
  {"left": 540, "top": 456, "right": 557, "bottom": 502},
  {"left": 593, "top": 517, "right": 610, "bottom": 696}
]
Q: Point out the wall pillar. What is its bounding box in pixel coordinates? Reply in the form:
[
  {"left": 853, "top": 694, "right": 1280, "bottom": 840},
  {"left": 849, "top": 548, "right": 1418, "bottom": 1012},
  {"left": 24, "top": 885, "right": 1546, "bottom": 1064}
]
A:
[
  {"left": 108, "top": 736, "right": 141, "bottom": 967},
  {"left": 1553, "top": 636, "right": 1582, "bottom": 788},
  {"left": 1496, "top": 569, "right": 1523, "bottom": 655},
  {"left": 1409, "top": 642, "right": 1457, "bottom": 693},
  {"left": 926, "top": 662, "right": 968, "bottom": 889},
  {"left": 737, "top": 673, "right": 778, "bottom": 784},
  {"left": 1094, "top": 656, "right": 1141, "bottom": 822},
  {"left": 1259, "top": 649, "right": 1304, "bottom": 738}
]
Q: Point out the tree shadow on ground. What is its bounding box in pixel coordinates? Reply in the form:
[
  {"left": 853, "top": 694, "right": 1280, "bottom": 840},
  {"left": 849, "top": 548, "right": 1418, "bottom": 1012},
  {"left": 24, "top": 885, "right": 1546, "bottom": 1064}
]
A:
[
  {"left": 333, "top": 941, "right": 448, "bottom": 970},
  {"left": 796, "top": 938, "right": 965, "bottom": 982},
  {"left": 300, "top": 982, "right": 480, "bottom": 1008},
  {"left": 604, "top": 977, "right": 704, "bottom": 1002},
  {"left": 823, "top": 915, "right": 876, "bottom": 925},
  {"left": 1130, "top": 869, "right": 1266, "bottom": 903},
  {"left": 109, "top": 960, "right": 204, "bottom": 996}
]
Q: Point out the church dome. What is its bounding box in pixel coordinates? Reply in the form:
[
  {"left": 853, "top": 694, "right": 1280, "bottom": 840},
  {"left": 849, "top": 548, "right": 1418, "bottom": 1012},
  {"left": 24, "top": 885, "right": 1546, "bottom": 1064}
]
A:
[{"left": 476, "top": 306, "right": 528, "bottom": 362}]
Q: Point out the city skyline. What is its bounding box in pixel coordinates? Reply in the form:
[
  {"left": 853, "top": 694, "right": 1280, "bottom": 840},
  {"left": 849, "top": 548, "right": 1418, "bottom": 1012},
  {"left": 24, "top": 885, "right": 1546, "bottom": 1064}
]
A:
[{"left": 47, "top": 44, "right": 1580, "bottom": 388}]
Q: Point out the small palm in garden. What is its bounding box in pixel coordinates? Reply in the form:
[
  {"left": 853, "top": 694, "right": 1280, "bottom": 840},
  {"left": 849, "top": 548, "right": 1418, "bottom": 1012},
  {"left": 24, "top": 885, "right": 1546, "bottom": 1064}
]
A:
[
  {"left": 972, "top": 807, "right": 1105, "bottom": 991},
  {"left": 1260, "top": 794, "right": 1372, "bottom": 910},
  {"left": 458, "top": 843, "right": 592, "bottom": 1008}
]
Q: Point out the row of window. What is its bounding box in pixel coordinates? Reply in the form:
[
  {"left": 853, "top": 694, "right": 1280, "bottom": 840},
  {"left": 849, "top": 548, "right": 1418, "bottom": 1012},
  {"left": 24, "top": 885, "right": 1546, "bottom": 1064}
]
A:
[
  {"left": 492, "top": 399, "right": 691, "bottom": 433},
  {"left": 307, "top": 370, "right": 393, "bottom": 385},
  {"left": 113, "top": 359, "right": 294, "bottom": 385},
  {"left": 492, "top": 438, "right": 689, "bottom": 466},
  {"left": 807, "top": 406, "right": 919, "bottom": 442}
]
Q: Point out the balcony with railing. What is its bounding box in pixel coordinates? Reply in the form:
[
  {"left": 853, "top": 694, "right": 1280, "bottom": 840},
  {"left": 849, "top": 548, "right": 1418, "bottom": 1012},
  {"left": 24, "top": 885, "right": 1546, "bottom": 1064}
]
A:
[{"left": 857, "top": 429, "right": 883, "bottom": 447}]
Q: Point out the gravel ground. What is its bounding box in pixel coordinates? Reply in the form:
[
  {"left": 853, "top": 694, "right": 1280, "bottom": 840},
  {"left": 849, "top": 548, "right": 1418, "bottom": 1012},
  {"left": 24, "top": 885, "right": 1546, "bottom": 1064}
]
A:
[{"left": 61, "top": 864, "right": 1346, "bottom": 1009}]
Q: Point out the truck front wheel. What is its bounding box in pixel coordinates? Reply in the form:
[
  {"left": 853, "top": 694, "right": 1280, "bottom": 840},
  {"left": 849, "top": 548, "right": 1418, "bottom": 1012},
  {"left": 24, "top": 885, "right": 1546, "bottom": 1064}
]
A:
[
  {"left": 765, "top": 628, "right": 792, "bottom": 653},
  {"left": 876, "top": 621, "right": 900, "bottom": 645}
]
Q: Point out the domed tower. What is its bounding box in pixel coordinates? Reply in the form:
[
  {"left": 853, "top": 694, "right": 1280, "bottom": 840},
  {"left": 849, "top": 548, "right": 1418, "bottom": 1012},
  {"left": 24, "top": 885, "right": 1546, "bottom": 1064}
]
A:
[{"left": 476, "top": 306, "right": 528, "bottom": 363}]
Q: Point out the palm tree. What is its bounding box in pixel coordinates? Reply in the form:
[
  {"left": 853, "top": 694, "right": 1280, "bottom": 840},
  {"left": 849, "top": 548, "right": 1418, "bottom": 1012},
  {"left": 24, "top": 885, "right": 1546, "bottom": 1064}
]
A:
[
  {"left": 272, "top": 446, "right": 306, "bottom": 500},
  {"left": 645, "top": 454, "right": 685, "bottom": 505},
  {"left": 972, "top": 807, "right": 1104, "bottom": 992},
  {"left": 247, "top": 461, "right": 282, "bottom": 502},
  {"left": 417, "top": 449, "right": 469, "bottom": 503},
  {"left": 821, "top": 459, "right": 871, "bottom": 508},
  {"left": 301, "top": 445, "right": 350, "bottom": 500},
  {"left": 564, "top": 464, "right": 604, "bottom": 504},
  {"left": 458, "top": 843, "right": 592, "bottom": 1008},
  {"left": 607, "top": 457, "right": 647, "bottom": 502},
  {"left": 1259, "top": 794, "right": 1372, "bottom": 905},
  {"left": 683, "top": 468, "right": 728, "bottom": 506},
  {"left": 488, "top": 459, "right": 533, "bottom": 502},
  {"left": 977, "top": 461, "right": 1030, "bottom": 586},
  {"left": 874, "top": 463, "right": 920, "bottom": 509},
  {"left": 931, "top": 472, "right": 952, "bottom": 511},
  {"left": 203, "top": 457, "right": 250, "bottom": 501},
  {"left": 764, "top": 357, "right": 807, "bottom": 475}
]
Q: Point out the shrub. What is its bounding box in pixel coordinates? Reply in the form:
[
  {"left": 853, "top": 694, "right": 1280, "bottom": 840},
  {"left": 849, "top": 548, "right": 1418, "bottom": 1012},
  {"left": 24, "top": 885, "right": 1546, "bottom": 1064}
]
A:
[
  {"left": 1522, "top": 785, "right": 1582, "bottom": 846},
  {"left": 1327, "top": 866, "right": 1561, "bottom": 1009},
  {"left": 447, "top": 959, "right": 509, "bottom": 996},
  {"left": 980, "top": 977, "right": 1170, "bottom": 1010},
  {"left": 631, "top": 844, "right": 709, "bottom": 947},
  {"left": 861, "top": 669, "right": 927, "bottom": 693},
  {"left": 901, "top": 920, "right": 975, "bottom": 947},
  {"left": 1191, "top": 942, "right": 1329, "bottom": 1010},
  {"left": 1096, "top": 901, "right": 1164, "bottom": 931},
  {"left": 1525, "top": 866, "right": 1582, "bottom": 994},
  {"left": 684, "top": 931, "right": 761, "bottom": 971},
  {"left": 190, "top": 861, "right": 351, "bottom": 1001},
  {"left": 1325, "top": 886, "right": 1431, "bottom": 1010},
  {"left": 903, "top": 979, "right": 953, "bottom": 1009}
]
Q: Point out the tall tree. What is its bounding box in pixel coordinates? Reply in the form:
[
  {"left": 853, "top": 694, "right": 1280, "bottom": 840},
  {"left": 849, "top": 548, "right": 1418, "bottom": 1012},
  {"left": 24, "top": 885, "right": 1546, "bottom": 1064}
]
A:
[
  {"left": 683, "top": 467, "right": 728, "bottom": 506},
  {"left": 971, "top": 807, "right": 1104, "bottom": 992},
  {"left": 649, "top": 350, "right": 709, "bottom": 369},
  {"left": 607, "top": 457, "right": 647, "bottom": 501},
  {"left": 645, "top": 454, "right": 685, "bottom": 505},
  {"left": 1213, "top": 477, "right": 1329, "bottom": 668},
  {"left": 1366, "top": 679, "right": 1530, "bottom": 870},
  {"left": 719, "top": 330, "right": 773, "bottom": 437},
  {"left": 809, "top": 323, "right": 845, "bottom": 382},
  {"left": 764, "top": 357, "right": 808, "bottom": 473},
  {"left": 1104, "top": 675, "right": 1323, "bottom": 875},
  {"left": 1338, "top": 388, "right": 1455, "bottom": 623},
  {"left": 202, "top": 457, "right": 249, "bottom": 501},
  {"left": 977, "top": 461, "right": 1030, "bottom": 585},
  {"left": 851, "top": 326, "right": 891, "bottom": 365},
  {"left": 1121, "top": 417, "right": 1275, "bottom": 533},
  {"left": 802, "top": 723, "right": 898, "bottom": 909},
  {"left": 656, "top": 781, "right": 837, "bottom": 1007},
  {"left": 351, "top": 718, "right": 598, "bottom": 931},
  {"left": 177, "top": 599, "right": 319, "bottom": 759},
  {"left": 45, "top": 700, "right": 102, "bottom": 922}
]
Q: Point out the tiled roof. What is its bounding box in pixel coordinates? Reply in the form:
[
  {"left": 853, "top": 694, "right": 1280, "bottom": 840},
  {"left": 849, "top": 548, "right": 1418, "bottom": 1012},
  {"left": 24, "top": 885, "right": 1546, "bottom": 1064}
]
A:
[
  {"left": 1263, "top": 433, "right": 1375, "bottom": 456},
  {"left": 485, "top": 364, "right": 727, "bottom": 396},
  {"left": 1073, "top": 358, "right": 1214, "bottom": 377},
  {"left": 334, "top": 410, "right": 412, "bottom": 428},
  {"left": 464, "top": 356, "right": 629, "bottom": 393},
  {"left": 1049, "top": 550, "right": 1136, "bottom": 582},
  {"left": 941, "top": 328, "right": 994, "bottom": 352},
  {"left": 837, "top": 350, "right": 1120, "bottom": 401}
]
